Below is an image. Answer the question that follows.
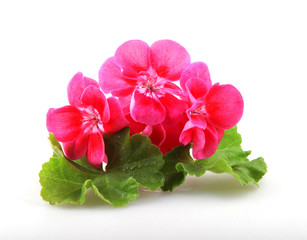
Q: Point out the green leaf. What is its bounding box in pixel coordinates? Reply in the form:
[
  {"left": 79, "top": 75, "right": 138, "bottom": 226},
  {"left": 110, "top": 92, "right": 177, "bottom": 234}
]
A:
[
  {"left": 176, "top": 126, "right": 267, "bottom": 186},
  {"left": 40, "top": 127, "right": 164, "bottom": 207},
  {"left": 39, "top": 156, "right": 138, "bottom": 207},
  {"left": 39, "top": 157, "right": 95, "bottom": 205},
  {"left": 104, "top": 127, "right": 164, "bottom": 191},
  {"left": 48, "top": 133, "right": 64, "bottom": 157},
  {"left": 160, "top": 144, "right": 191, "bottom": 191}
]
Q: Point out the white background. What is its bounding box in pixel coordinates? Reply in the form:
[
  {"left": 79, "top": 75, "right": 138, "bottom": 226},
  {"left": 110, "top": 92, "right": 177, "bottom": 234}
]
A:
[{"left": 1, "top": 0, "right": 306, "bottom": 239}]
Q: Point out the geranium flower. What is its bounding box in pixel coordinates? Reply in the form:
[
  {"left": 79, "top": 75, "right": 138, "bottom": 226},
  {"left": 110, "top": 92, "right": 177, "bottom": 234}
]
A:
[
  {"left": 179, "top": 62, "right": 244, "bottom": 159},
  {"left": 98, "top": 39, "right": 191, "bottom": 126},
  {"left": 46, "top": 72, "right": 128, "bottom": 168}
]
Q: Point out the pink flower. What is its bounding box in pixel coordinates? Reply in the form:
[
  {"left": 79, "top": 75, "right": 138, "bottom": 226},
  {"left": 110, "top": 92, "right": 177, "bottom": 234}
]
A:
[
  {"left": 179, "top": 62, "right": 244, "bottom": 159},
  {"left": 99, "top": 40, "right": 191, "bottom": 126},
  {"left": 46, "top": 72, "right": 128, "bottom": 168}
]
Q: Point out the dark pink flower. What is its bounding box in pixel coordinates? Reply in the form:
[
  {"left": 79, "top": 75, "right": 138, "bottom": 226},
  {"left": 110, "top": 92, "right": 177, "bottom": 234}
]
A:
[
  {"left": 99, "top": 40, "right": 190, "bottom": 126},
  {"left": 46, "top": 72, "right": 128, "bottom": 168},
  {"left": 179, "top": 62, "right": 244, "bottom": 159}
]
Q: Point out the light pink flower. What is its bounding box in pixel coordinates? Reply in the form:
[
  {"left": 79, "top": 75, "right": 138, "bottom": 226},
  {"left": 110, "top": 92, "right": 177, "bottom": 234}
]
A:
[
  {"left": 99, "top": 40, "right": 191, "bottom": 126},
  {"left": 46, "top": 72, "right": 128, "bottom": 168},
  {"left": 179, "top": 62, "right": 244, "bottom": 159}
]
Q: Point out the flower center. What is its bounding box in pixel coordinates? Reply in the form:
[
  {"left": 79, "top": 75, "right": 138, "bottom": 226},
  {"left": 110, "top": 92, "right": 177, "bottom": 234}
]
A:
[
  {"left": 190, "top": 105, "right": 208, "bottom": 117},
  {"left": 137, "top": 71, "right": 161, "bottom": 93},
  {"left": 81, "top": 106, "right": 102, "bottom": 131}
]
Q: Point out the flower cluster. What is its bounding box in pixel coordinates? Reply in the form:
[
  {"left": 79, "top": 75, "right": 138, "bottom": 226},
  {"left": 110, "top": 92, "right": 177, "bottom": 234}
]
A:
[{"left": 47, "top": 40, "right": 243, "bottom": 169}]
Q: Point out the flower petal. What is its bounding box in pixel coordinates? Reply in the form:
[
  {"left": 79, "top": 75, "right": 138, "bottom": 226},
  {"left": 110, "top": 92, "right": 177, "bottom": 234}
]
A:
[
  {"left": 193, "top": 124, "right": 218, "bottom": 159},
  {"left": 159, "top": 94, "right": 189, "bottom": 153},
  {"left": 150, "top": 40, "right": 191, "bottom": 80},
  {"left": 179, "top": 121, "right": 195, "bottom": 145},
  {"left": 67, "top": 72, "right": 99, "bottom": 107},
  {"left": 205, "top": 83, "right": 244, "bottom": 129},
  {"left": 185, "top": 77, "right": 211, "bottom": 103},
  {"left": 130, "top": 89, "right": 166, "bottom": 125},
  {"left": 148, "top": 124, "right": 166, "bottom": 147},
  {"left": 180, "top": 62, "right": 211, "bottom": 92},
  {"left": 103, "top": 97, "right": 129, "bottom": 134},
  {"left": 63, "top": 131, "right": 89, "bottom": 160},
  {"left": 191, "top": 127, "right": 206, "bottom": 158},
  {"left": 81, "top": 85, "right": 110, "bottom": 123},
  {"left": 86, "top": 131, "right": 105, "bottom": 168},
  {"left": 46, "top": 106, "right": 82, "bottom": 142},
  {"left": 188, "top": 114, "right": 207, "bottom": 130},
  {"left": 114, "top": 40, "right": 150, "bottom": 77},
  {"left": 99, "top": 57, "right": 136, "bottom": 96}
]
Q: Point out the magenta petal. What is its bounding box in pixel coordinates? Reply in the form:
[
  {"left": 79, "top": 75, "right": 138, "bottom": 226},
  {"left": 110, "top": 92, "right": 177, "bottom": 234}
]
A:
[
  {"left": 86, "top": 131, "right": 105, "bottom": 168},
  {"left": 191, "top": 127, "right": 206, "bottom": 158},
  {"left": 81, "top": 85, "right": 110, "bottom": 123},
  {"left": 193, "top": 124, "right": 218, "bottom": 159},
  {"left": 180, "top": 62, "right": 211, "bottom": 92},
  {"left": 150, "top": 40, "right": 191, "bottom": 80},
  {"left": 46, "top": 106, "right": 82, "bottom": 142},
  {"left": 179, "top": 121, "right": 195, "bottom": 145},
  {"left": 185, "top": 77, "right": 211, "bottom": 103},
  {"left": 114, "top": 40, "right": 150, "bottom": 77},
  {"left": 63, "top": 131, "right": 89, "bottom": 160},
  {"left": 130, "top": 89, "right": 166, "bottom": 126},
  {"left": 216, "top": 128, "right": 225, "bottom": 143},
  {"left": 103, "top": 97, "right": 129, "bottom": 134},
  {"left": 159, "top": 94, "right": 189, "bottom": 153},
  {"left": 148, "top": 124, "right": 166, "bottom": 147},
  {"left": 188, "top": 114, "right": 207, "bottom": 130},
  {"left": 142, "top": 125, "right": 153, "bottom": 136},
  {"left": 125, "top": 112, "right": 146, "bottom": 135},
  {"left": 99, "top": 57, "right": 136, "bottom": 97},
  {"left": 205, "top": 83, "right": 244, "bottom": 129},
  {"left": 67, "top": 72, "right": 99, "bottom": 107}
]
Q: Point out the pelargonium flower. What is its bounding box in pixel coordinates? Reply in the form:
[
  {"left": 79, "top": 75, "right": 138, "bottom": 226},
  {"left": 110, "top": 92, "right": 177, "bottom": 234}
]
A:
[
  {"left": 46, "top": 72, "right": 128, "bottom": 168},
  {"left": 98, "top": 39, "right": 191, "bottom": 126},
  {"left": 179, "top": 62, "right": 244, "bottom": 159}
]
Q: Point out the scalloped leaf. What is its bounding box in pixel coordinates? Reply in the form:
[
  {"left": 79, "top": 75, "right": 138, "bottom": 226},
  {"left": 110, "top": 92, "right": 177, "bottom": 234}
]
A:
[
  {"left": 176, "top": 126, "right": 267, "bottom": 186},
  {"left": 40, "top": 128, "right": 164, "bottom": 207}
]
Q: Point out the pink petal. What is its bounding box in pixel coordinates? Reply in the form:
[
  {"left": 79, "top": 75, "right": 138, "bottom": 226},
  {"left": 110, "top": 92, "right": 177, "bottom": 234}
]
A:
[
  {"left": 191, "top": 127, "right": 207, "bottom": 158},
  {"left": 150, "top": 40, "right": 191, "bottom": 80},
  {"left": 46, "top": 106, "right": 83, "bottom": 142},
  {"left": 148, "top": 124, "right": 166, "bottom": 147},
  {"left": 180, "top": 62, "right": 211, "bottom": 92},
  {"left": 86, "top": 131, "right": 105, "bottom": 168},
  {"left": 81, "top": 85, "right": 110, "bottom": 123},
  {"left": 63, "top": 131, "right": 89, "bottom": 160},
  {"left": 99, "top": 57, "right": 136, "bottom": 97},
  {"left": 67, "top": 72, "right": 99, "bottom": 107},
  {"left": 205, "top": 83, "right": 244, "bottom": 129},
  {"left": 186, "top": 101, "right": 207, "bottom": 129},
  {"left": 154, "top": 94, "right": 188, "bottom": 153},
  {"left": 160, "top": 81, "right": 183, "bottom": 96},
  {"left": 114, "top": 40, "right": 150, "bottom": 77},
  {"left": 125, "top": 113, "right": 146, "bottom": 135},
  {"left": 179, "top": 121, "right": 195, "bottom": 145},
  {"left": 103, "top": 97, "right": 129, "bottom": 134},
  {"left": 130, "top": 89, "right": 166, "bottom": 126},
  {"left": 193, "top": 124, "right": 218, "bottom": 159},
  {"left": 216, "top": 128, "right": 225, "bottom": 143},
  {"left": 159, "top": 93, "right": 189, "bottom": 153},
  {"left": 142, "top": 125, "right": 153, "bottom": 136},
  {"left": 185, "top": 77, "right": 211, "bottom": 103},
  {"left": 188, "top": 114, "right": 207, "bottom": 130}
]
